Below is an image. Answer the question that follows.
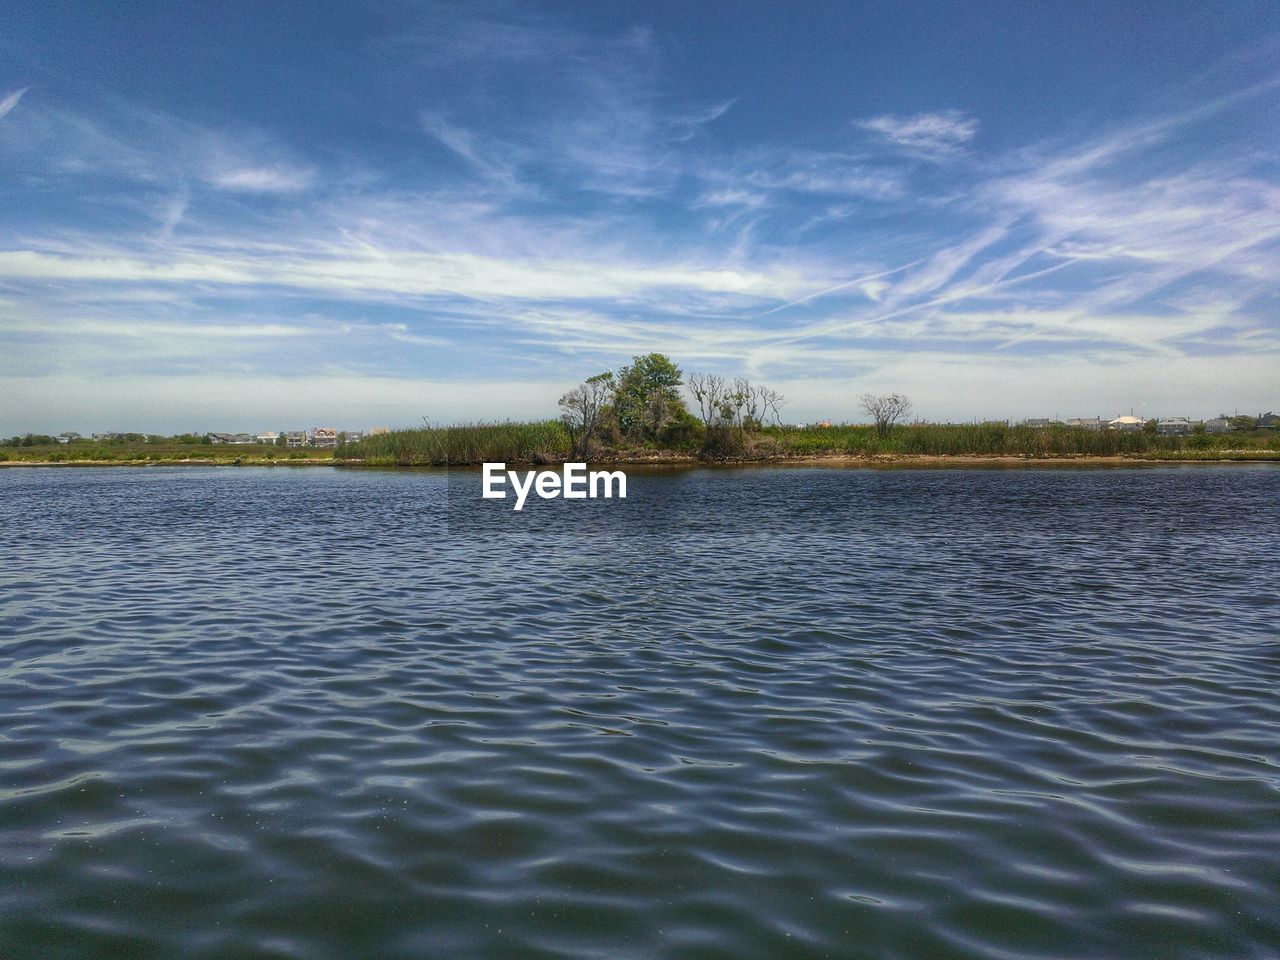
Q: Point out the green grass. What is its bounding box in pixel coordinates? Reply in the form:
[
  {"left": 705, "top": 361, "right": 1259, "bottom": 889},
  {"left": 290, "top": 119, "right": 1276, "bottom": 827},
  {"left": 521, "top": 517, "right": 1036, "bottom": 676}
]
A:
[
  {"left": 0, "top": 441, "right": 333, "bottom": 463},
  {"left": 7, "top": 424, "right": 1276, "bottom": 466},
  {"left": 333, "top": 421, "right": 1280, "bottom": 465},
  {"left": 764, "top": 423, "right": 1280, "bottom": 458},
  {"left": 1135, "top": 448, "right": 1280, "bottom": 462},
  {"left": 337, "top": 422, "right": 573, "bottom": 466}
]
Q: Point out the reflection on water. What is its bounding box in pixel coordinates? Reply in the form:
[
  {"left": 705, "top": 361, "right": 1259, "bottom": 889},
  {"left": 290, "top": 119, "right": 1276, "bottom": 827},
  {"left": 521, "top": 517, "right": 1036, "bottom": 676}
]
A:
[{"left": 2, "top": 465, "right": 1278, "bottom": 959}]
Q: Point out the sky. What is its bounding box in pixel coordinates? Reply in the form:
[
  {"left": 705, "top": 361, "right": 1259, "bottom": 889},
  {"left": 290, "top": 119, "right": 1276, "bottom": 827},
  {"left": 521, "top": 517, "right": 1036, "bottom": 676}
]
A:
[{"left": 1, "top": 0, "right": 1278, "bottom": 433}]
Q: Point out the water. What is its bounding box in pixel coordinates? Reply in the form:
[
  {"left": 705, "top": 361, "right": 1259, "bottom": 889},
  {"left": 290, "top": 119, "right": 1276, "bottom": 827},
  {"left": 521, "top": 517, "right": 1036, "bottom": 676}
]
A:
[{"left": 2, "top": 464, "right": 1278, "bottom": 959}]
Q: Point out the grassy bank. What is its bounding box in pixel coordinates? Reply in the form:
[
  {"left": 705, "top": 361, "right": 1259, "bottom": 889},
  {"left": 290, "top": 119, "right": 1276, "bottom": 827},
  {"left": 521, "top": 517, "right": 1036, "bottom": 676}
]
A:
[
  {"left": 761, "top": 423, "right": 1280, "bottom": 457},
  {"left": 6, "top": 424, "right": 1276, "bottom": 467},
  {"left": 0, "top": 441, "right": 335, "bottom": 465},
  {"left": 330, "top": 421, "right": 1280, "bottom": 465},
  {"left": 337, "top": 422, "right": 573, "bottom": 466}
]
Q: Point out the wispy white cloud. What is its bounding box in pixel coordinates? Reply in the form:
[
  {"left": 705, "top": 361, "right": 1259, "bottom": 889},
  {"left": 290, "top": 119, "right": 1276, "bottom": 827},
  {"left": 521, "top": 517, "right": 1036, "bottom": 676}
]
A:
[
  {"left": 156, "top": 188, "right": 190, "bottom": 241},
  {"left": 0, "top": 245, "right": 816, "bottom": 303},
  {"left": 205, "top": 164, "right": 316, "bottom": 193},
  {"left": 0, "top": 87, "right": 27, "bottom": 121},
  {"left": 420, "top": 112, "right": 523, "bottom": 189},
  {"left": 856, "top": 109, "right": 979, "bottom": 158},
  {"left": 0, "top": 95, "right": 319, "bottom": 195},
  {"left": 1, "top": 318, "right": 315, "bottom": 339}
]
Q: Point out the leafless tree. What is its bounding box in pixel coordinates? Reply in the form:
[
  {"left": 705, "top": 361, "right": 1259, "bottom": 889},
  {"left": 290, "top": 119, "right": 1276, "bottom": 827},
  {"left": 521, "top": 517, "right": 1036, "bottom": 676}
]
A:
[
  {"left": 687, "top": 372, "right": 788, "bottom": 458},
  {"left": 559, "top": 372, "right": 614, "bottom": 456},
  {"left": 754, "top": 384, "right": 786, "bottom": 426},
  {"left": 860, "top": 393, "right": 912, "bottom": 438},
  {"left": 687, "top": 373, "right": 728, "bottom": 429},
  {"left": 690, "top": 373, "right": 787, "bottom": 430}
]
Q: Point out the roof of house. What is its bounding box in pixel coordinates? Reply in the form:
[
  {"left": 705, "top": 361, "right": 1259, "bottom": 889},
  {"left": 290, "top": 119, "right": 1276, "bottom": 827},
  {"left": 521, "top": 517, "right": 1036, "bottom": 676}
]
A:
[{"left": 1110, "top": 415, "right": 1143, "bottom": 425}]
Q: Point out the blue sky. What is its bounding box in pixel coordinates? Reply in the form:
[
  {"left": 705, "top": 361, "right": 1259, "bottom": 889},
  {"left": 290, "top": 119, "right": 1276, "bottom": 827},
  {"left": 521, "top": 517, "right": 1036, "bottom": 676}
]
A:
[{"left": 2, "top": 1, "right": 1277, "bottom": 432}]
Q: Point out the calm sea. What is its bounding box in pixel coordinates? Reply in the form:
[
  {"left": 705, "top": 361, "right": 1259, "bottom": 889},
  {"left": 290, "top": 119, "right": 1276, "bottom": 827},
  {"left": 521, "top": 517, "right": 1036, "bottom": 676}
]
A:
[{"left": 2, "top": 465, "right": 1278, "bottom": 959}]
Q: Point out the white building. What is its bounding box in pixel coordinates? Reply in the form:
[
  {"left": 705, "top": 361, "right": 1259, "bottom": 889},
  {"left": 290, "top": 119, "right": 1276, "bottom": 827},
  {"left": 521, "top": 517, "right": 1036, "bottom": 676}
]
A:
[
  {"left": 1108, "top": 415, "right": 1144, "bottom": 432},
  {"left": 1157, "top": 417, "right": 1192, "bottom": 436}
]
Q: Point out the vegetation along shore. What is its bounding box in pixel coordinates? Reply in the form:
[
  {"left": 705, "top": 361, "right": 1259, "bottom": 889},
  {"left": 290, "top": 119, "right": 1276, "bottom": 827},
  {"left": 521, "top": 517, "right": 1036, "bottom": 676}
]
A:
[{"left": 4, "top": 353, "right": 1277, "bottom": 467}]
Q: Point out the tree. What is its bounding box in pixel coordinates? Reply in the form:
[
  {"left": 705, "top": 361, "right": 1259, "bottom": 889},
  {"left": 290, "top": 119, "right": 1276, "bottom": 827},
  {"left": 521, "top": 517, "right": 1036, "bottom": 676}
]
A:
[
  {"left": 688, "top": 372, "right": 786, "bottom": 458},
  {"left": 687, "top": 372, "right": 728, "bottom": 430},
  {"left": 860, "top": 393, "right": 912, "bottom": 438},
  {"left": 613, "top": 353, "right": 686, "bottom": 440},
  {"left": 689, "top": 374, "right": 786, "bottom": 432},
  {"left": 559, "top": 371, "right": 614, "bottom": 457},
  {"left": 751, "top": 383, "right": 786, "bottom": 427}
]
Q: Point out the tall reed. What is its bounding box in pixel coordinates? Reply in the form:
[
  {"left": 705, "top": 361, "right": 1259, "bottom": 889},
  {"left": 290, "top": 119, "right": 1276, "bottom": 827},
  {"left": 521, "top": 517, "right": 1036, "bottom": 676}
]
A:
[{"left": 338, "top": 422, "right": 572, "bottom": 465}]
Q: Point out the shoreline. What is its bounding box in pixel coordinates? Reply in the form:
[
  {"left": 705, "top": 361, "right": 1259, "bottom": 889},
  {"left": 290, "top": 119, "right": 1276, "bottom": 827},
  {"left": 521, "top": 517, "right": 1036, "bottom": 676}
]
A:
[{"left": 2, "top": 452, "right": 1276, "bottom": 469}]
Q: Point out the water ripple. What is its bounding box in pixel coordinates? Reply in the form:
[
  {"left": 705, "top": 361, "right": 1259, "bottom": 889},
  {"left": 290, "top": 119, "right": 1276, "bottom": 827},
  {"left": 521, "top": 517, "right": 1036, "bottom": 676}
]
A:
[{"left": 1, "top": 464, "right": 1278, "bottom": 959}]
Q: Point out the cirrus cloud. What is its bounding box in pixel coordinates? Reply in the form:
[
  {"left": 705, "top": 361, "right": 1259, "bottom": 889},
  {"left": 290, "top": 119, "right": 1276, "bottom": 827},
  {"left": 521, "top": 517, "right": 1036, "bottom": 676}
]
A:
[
  {"left": 856, "top": 109, "right": 979, "bottom": 158},
  {"left": 0, "top": 87, "right": 28, "bottom": 121}
]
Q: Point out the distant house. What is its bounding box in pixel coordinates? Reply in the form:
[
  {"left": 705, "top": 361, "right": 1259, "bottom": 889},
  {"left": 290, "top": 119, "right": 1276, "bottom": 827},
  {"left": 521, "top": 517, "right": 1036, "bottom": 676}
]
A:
[
  {"left": 340, "top": 430, "right": 363, "bottom": 443},
  {"left": 367, "top": 426, "right": 391, "bottom": 436},
  {"left": 311, "top": 427, "right": 338, "bottom": 448},
  {"left": 92, "top": 432, "right": 123, "bottom": 441},
  {"left": 229, "top": 433, "right": 255, "bottom": 444},
  {"left": 1023, "top": 418, "right": 1051, "bottom": 429},
  {"left": 1067, "top": 418, "right": 1104, "bottom": 431},
  {"left": 1204, "top": 417, "right": 1232, "bottom": 434},
  {"left": 207, "top": 433, "right": 235, "bottom": 444},
  {"left": 285, "top": 431, "right": 308, "bottom": 448},
  {"left": 1157, "top": 417, "right": 1192, "bottom": 436},
  {"left": 255, "top": 431, "right": 279, "bottom": 444},
  {"left": 1108, "top": 415, "right": 1144, "bottom": 432},
  {"left": 56, "top": 431, "right": 82, "bottom": 444},
  {"left": 1258, "top": 412, "right": 1279, "bottom": 431}
]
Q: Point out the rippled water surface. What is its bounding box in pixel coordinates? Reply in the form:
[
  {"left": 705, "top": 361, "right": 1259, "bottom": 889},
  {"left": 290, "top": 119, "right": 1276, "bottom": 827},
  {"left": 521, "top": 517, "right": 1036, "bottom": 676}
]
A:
[{"left": 2, "top": 465, "right": 1278, "bottom": 959}]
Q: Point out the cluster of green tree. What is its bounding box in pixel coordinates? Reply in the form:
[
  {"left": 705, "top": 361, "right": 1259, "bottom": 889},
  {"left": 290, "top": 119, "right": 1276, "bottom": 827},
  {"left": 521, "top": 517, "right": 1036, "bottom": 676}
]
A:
[
  {"left": 2, "top": 434, "right": 60, "bottom": 446},
  {"left": 1, "top": 432, "right": 215, "bottom": 446},
  {"left": 557, "top": 353, "right": 788, "bottom": 459}
]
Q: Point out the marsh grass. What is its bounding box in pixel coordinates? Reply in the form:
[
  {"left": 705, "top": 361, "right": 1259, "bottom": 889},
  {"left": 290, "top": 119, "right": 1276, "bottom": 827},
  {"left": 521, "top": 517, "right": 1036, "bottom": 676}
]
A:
[
  {"left": 335, "top": 420, "right": 1280, "bottom": 465},
  {"left": 339, "top": 422, "right": 572, "bottom": 466},
  {"left": 762, "top": 423, "right": 1280, "bottom": 458},
  {"left": 0, "top": 442, "right": 331, "bottom": 463},
  {"left": 770, "top": 423, "right": 1157, "bottom": 456},
  {"left": 10, "top": 424, "right": 1273, "bottom": 467}
]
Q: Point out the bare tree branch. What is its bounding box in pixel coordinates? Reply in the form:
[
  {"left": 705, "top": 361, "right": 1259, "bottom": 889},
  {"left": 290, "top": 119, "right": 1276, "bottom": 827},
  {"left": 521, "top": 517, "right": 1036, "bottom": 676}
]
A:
[
  {"left": 559, "top": 372, "right": 614, "bottom": 457},
  {"left": 688, "top": 373, "right": 727, "bottom": 429},
  {"left": 860, "top": 393, "right": 912, "bottom": 438}
]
